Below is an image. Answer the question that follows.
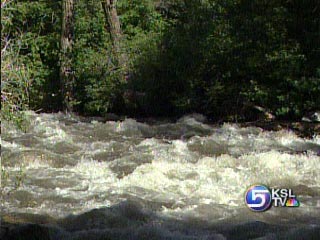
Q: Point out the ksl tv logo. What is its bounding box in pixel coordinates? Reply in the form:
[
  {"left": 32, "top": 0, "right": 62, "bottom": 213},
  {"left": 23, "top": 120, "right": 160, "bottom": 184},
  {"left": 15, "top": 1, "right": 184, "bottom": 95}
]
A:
[{"left": 245, "top": 185, "right": 300, "bottom": 212}]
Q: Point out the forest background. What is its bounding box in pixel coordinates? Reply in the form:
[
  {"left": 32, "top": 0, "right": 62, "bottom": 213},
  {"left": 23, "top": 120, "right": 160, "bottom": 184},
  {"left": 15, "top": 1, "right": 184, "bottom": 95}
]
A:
[{"left": 1, "top": 0, "right": 319, "bottom": 126}]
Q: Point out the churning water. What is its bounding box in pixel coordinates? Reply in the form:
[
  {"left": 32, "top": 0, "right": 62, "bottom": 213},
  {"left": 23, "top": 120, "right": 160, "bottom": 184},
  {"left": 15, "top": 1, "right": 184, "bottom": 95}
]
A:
[{"left": 1, "top": 112, "right": 320, "bottom": 239}]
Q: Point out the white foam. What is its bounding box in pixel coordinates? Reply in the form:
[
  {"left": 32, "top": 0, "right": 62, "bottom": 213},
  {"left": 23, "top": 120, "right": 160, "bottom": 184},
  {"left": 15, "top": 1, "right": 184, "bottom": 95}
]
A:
[{"left": 2, "top": 112, "right": 320, "bottom": 226}]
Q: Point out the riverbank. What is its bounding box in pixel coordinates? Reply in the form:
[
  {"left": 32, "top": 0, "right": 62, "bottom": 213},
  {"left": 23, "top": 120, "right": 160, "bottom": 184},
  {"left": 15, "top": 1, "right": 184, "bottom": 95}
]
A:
[{"left": 240, "top": 121, "right": 320, "bottom": 139}]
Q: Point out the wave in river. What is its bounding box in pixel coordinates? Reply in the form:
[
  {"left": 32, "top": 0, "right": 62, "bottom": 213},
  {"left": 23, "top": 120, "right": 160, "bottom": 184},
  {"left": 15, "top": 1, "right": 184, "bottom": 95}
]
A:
[{"left": 1, "top": 112, "right": 320, "bottom": 239}]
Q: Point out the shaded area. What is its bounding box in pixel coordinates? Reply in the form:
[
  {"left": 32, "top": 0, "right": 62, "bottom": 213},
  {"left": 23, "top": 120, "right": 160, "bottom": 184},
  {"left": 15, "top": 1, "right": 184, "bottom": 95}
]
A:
[
  {"left": 125, "top": 0, "right": 320, "bottom": 119},
  {"left": 1, "top": 201, "right": 320, "bottom": 240}
]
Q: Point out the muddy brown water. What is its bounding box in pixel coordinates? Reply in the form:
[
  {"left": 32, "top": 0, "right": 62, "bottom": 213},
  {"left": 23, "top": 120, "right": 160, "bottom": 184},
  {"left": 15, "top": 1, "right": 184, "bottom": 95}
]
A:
[{"left": 1, "top": 112, "right": 320, "bottom": 239}]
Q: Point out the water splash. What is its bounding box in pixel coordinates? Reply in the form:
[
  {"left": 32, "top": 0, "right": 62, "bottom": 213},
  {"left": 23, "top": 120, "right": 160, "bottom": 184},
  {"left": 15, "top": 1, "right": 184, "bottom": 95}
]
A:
[{"left": 1, "top": 112, "right": 320, "bottom": 239}]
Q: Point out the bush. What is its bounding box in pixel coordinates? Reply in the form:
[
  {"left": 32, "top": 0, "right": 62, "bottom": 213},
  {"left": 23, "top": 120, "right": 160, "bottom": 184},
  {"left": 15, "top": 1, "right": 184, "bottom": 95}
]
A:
[{"left": 1, "top": 0, "right": 30, "bottom": 129}]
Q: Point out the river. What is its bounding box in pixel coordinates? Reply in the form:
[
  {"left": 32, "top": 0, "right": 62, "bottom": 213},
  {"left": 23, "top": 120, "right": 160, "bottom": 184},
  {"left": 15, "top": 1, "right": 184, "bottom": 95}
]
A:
[{"left": 1, "top": 112, "right": 320, "bottom": 239}]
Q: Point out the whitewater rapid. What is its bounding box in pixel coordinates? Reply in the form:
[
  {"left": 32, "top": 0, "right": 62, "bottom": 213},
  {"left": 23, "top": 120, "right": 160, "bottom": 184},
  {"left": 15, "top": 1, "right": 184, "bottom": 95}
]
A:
[{"left": 1, "top": 112, "right": 320, "bottom": 239}]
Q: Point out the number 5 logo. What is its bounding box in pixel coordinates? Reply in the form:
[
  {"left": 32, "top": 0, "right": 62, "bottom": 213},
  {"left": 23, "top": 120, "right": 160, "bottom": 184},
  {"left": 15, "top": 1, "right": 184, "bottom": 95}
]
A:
[{"left": 245, "top": 185, "right": 272, "bottom": 211}]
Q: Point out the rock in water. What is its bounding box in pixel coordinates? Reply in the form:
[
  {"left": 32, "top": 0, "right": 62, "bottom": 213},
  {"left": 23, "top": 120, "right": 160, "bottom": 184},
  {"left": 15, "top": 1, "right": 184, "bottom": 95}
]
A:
[
  {"left": 178, "top": 113, "right": 208, "bottom": 123},
  {"left": 302, "top": 111, "right": 320, "bottom": 122}
]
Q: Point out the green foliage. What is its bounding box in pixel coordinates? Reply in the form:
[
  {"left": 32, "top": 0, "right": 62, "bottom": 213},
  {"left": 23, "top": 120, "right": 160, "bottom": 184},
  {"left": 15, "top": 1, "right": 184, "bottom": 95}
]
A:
[
  {"left": 230, "top": 0, "right": 319, "bottom": 119},
  {"left": 72, "top": 0, "right": 122, "bottom": 115},
  {"left": 2, "top": 0, "right": 318, "bottom": 120},
  {"left": 125, "top": 0, "right": 319, "bottom": 119},
  {"left": 4, "top": 0, "right": 62, "bottom": 111},
  {"left": 1, "top": 0, "right": 30, "bottom": 129},
  {"left": 116, "top": 0, "right": 169, "bottom": 114}
]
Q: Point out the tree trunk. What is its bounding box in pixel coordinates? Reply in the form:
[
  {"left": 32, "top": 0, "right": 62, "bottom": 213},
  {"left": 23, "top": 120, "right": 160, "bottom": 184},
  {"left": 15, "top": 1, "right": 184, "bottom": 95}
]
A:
[
  {"left": 60, "top": 0, "right": 75, "bottom": 112},
  {"left": 101, "top": 0, "right": 127, "bottom": 74}
]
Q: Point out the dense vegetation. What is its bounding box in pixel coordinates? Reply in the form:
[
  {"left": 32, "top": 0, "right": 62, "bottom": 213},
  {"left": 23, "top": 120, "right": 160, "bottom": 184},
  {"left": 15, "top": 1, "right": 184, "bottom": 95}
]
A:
[{"left": 1, "top": 0, "right": 319, "bottom": 122}]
